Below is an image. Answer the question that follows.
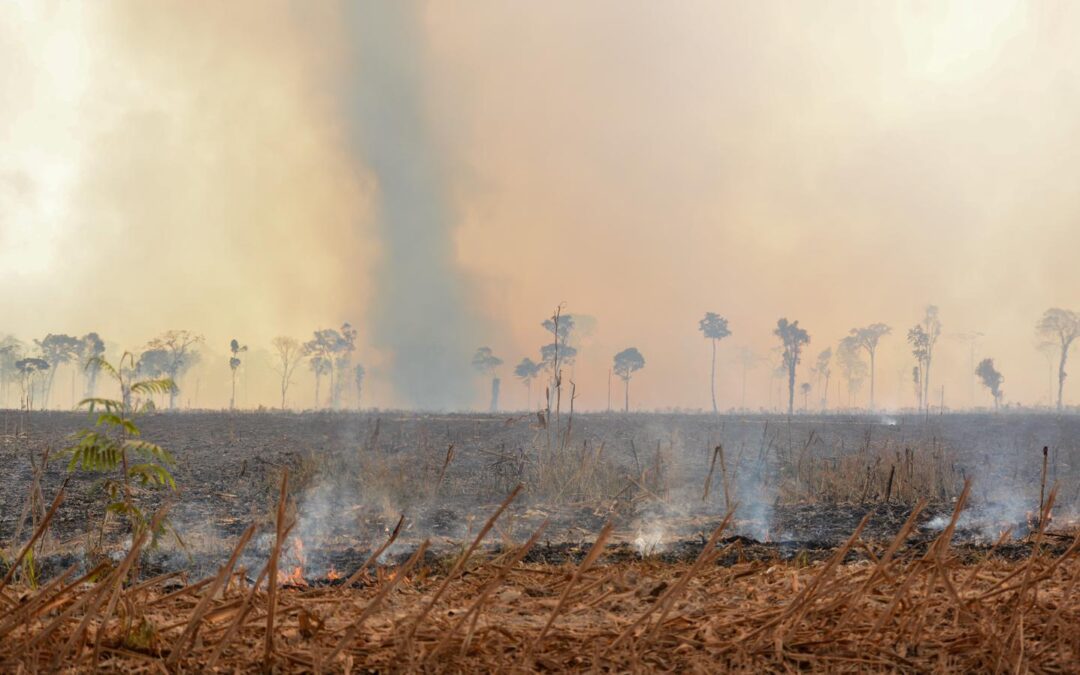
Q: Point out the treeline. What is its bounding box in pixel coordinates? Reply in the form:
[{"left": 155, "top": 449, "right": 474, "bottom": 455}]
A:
[
  {"left": 2, "top": 306, "right": 1078, "bottom": 413},
  {"left": 0, "top": 325, "right": 364, "bottom": 412}
]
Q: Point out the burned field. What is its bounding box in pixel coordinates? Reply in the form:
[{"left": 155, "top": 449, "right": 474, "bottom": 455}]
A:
[{"left": 1, "top": 410, "right": 1079, "bottom": 671}]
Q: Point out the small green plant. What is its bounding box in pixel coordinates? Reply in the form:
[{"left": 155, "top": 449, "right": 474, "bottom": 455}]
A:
[{"left": 66, "top": 353, "right": 178, "bottom": 544}]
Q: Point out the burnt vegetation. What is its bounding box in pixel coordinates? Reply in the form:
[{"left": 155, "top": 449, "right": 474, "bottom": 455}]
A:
[{"left": 2, "top": 305, "right": 1080, "bottom": 671}]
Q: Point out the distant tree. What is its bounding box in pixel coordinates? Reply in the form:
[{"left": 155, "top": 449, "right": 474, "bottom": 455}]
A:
[
  {"left": 228, "top": 338, "right": 248, "bottom": 410},
  {"left": 800, "top": 382, "right": 812, "bottom": 411},
  {"left": 78, "top": 333, "right": 106, "bottom": 399},
  {"left": 303, "top": 325, "right": 356, "bottom": 409},
  {"left": 270, "top": 336, "right": 303, "bottom": 410},
  {"left": 836, "top": 339, "right": 868, "bottom": 407},
  {"left": 907, "top": 306, "right": 941, "bottom": 413},
  {"left": 541, "top": 314, "right": 575, "bottom": 347},
  {"left": 333, "top": 323, "right": 358, "bottom": 408},
  {"left": 472, "top": 346, "right": 504, "bottom": 411},
  {"left": 539, "top": 307, "right": 576, "bottom": 413},
  {"left": 1036, "top": 308, "right": 1080, "bottom": 411},
  {"left": 540, "top": 342, "right": 577, "bottom": 370},
  {"left": 354, "top": 364, "right": 366, "bottom": 409},
  {"left": 146, "top": 330, "right": 204, "bottom": 409},
  {"left": 774, "top": 319, "right": 810, "bottom": 416},
  {"left": 847, "top": 324, "right": 891, "bottom": 410},
  {"left": 35, "top": 334, "right": 81, "bottom": 408},
  {"left": 308, "top": 356, "right": 331, "bottom": 408},
  {"left": 911, "top": 366, "right": 921, "bottom": 408},
  {"left": 698, "top": 313, "right": 732, "bottom": 414},
  {"left": 813, "top": 348, "right": 832, "bottom": 410},
  {"left": 15, "top": 358, "right": 49, "bottom": 411},
  {"left": 975, "top": 358, "right": 1004, "bottom": 410},
  {"left": 0, "top": 336, "right": 25, "bottom": 407},
  {"left": 514, "top": 357, "right": 542, "bottom": 409},
  {"left": 303, "top": 329, "right": 337, "bottom": 409},
  {"left": 613, "top": 347, "right": 646, "bottom": 412}
]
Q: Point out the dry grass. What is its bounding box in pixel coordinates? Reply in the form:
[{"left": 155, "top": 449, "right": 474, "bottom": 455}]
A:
[{"left": 2, "top": 488, "right": 1079, "bottom": 673}]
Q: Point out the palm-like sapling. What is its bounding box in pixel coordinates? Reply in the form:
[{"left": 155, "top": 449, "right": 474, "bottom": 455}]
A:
[{"left": 66, "top": 353, "right": 178, "bottom": 544}]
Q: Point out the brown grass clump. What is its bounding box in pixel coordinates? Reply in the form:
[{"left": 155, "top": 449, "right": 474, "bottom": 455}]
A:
[{"left": 2, "top": 486, "right": 1079, "bottom": 673}]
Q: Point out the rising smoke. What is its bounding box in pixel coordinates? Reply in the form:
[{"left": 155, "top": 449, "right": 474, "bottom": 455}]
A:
[{"left": 344, "top": 1, "right": 477, "bottom": 409}]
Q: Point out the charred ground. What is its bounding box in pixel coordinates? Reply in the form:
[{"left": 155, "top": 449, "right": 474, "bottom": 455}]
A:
[{"left": 2, "top": 410, "right": 1077, "bottom": 581}]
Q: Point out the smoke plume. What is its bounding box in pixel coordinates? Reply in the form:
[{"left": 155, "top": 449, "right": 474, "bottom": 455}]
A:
[{"left": 344, "top": 1, "right": 476, "bottom": 409}]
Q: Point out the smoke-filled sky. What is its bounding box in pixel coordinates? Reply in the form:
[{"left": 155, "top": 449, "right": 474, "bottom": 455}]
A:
[{"left": 3, "top": 0, "right": 1080, "bottom": 411}]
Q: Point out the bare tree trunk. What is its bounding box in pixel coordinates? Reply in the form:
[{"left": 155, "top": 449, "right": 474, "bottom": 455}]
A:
[
  {"left": 230, "top": 370, "right": 237, "bottom": 411},
  {"left": 869, "top": 349, "right": 876, "bottom": 411},
  {"left": 169, "top": 372, "right": 178, "bottom": 410},
  {"left": 710, "top": 339, "right": 717, "bottom": 415},
  {"left": 923, "top": 353, "right": 933, "bottom": 414},
  {"left": 489, "top": 377, "right": 500, "bottom": 412},
  {"left": 1058, "top": 346, "right": 1068, "bottom": 411},
  {"left": 787, "top": 364, "right": 795, "bottom": 416},
  {"left": 624, "top": 378, "right": 630, "bottom": 413}
]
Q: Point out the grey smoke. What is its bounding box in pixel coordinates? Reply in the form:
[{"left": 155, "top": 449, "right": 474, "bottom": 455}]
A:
[{"left": 346, "top": 1, "right": 476, "bottom": 409}]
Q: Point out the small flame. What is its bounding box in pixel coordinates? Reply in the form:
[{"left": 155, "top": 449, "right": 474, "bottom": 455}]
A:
[
  {"left": 279, "top": 566, "right": 308, "bottom": 587},
  {"left": 326, "top": 566, "right": 341, "bottom": 581},
  {"left": 277, "top": 537, "right": 308, "bottom": 586}
]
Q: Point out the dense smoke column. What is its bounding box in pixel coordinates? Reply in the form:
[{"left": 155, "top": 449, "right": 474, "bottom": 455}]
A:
[{"left": 346, "top": 1, "right": 476, "bottom": 409}]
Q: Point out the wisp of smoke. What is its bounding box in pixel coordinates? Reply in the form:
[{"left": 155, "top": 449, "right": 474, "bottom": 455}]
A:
[{"left": 345, "top": 0, "right": 477, "bottom": 409}]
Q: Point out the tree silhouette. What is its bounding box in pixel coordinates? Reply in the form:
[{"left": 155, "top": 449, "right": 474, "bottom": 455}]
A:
[
  {"left": 975, "top": 357, "right": 1004, "bottom": 410},
  {"left": 514, "top": 357, "right": 542, "bottom": 409},
  {"left": 78, "top": 333, "right": 106, "bottom": 399},
  {"left": 539, "top": 307, "right": 576, "bottom": 414},
  {"left": 35, "top": 334, "right": 81, "bottom": 408},
  {"left": 911, "top": 365, "right": 921, "bottom": 408},
  {"left": 1036, "top": 308, "right": 1080, "bottom": 411},
  {"left": 836, "top": 338, "right": 867, "bottom": 408},
  {"left": 612, "top": 347, "right": 645, "bottom": 412},
  {"left": 333, "top": 323, "right": 358, "bottom": 408},
  {"left": 846, "top": 324, "right": 890, "bottom": 410},
  {"left": 303, "top": 326, "right": 352, "bottom": 409},
  {"left": 472, "top": 346, "right": 504, "bottom": 411},
  {"left": 906, "top": 306, "right": 941, "bottom": 413},
  {"left": 15, "top": 357, "right": 49, "bottom": 411},
  {"left": 228, "top": 338, "right": 248, "bottom": 410},
  {"left": 270, "top": 336, "right": 304, "bottom": 410},
  {"left": 308, "top": 355, "right": 331, "bottom": 408},
  {"left": 146, "top": 330, "right": 204, "bottom": 409},
  {"left": 541, "top": 314, "right": 575, "bottom": 346},
  {"left": 774, "top": 319, "right": 810, "bottom": 416},
  {"left": 800, "top": 382, "right": 812, "bottom": 411},
  {"left": 813, "top": 348, "right": 832, "bottom": 410},
  {"left": 0, "top": 336, "right": 25, "bottom": 408},
  {"left": 698, "top": 312, "right": 732, "bottom": 414}
]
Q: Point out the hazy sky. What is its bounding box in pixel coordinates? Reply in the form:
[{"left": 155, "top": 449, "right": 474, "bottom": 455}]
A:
[{"left": 3, "top": 0, "right": 1080, "bottom": 411}]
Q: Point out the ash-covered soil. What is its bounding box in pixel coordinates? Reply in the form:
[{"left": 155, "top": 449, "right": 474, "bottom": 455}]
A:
[{"left": 1, "top": 409, "right": 1078, "bottom": 581}]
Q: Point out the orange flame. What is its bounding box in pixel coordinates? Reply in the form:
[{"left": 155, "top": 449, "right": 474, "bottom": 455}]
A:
[
  {"left": 279, "top": 566, "right": 308, "bottom": 587},
  {"left": 276, "top": 537, "right": 309, "bottom": 586},
  {"left": 326, "top": 566, "right": 341, "bottom": 581}
]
